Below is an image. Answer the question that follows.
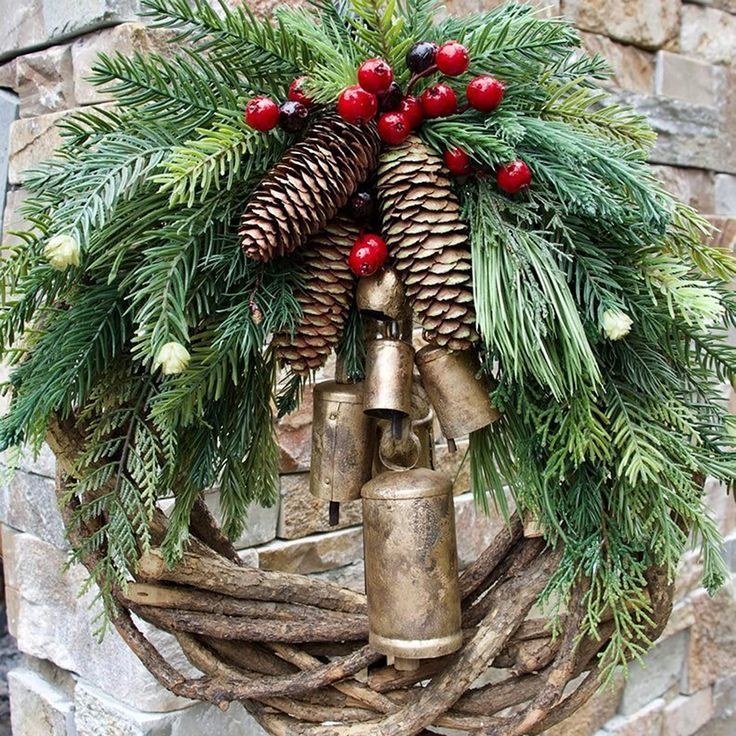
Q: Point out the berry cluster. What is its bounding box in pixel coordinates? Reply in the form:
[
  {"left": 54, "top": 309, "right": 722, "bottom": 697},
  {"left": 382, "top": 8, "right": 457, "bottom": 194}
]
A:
[
  {"left": 244, "top": 77, "right": 314, "bottom": 134},
  {"left": 348, "top": 232, "right": 388, "bottom": 277}
]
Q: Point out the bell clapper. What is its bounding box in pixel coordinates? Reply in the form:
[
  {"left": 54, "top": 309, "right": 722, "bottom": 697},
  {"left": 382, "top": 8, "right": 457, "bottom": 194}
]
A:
[
  {"left": 447, "top": 437, "right": 458, "bottom": 453},
  {"left": 394, "top": 657, "right": 420, "bottom": 672},
  {"left": 391, "top": 412, "right": 405, "bottom": 440},
  {"left": 329, "top": 501, "right": 341, "bottom": 527}
]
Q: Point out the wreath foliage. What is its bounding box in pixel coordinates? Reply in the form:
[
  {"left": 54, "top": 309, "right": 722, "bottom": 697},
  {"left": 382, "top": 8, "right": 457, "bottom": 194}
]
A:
[{"left": 1, "top": 0, "right": 735, "bottom": 687}]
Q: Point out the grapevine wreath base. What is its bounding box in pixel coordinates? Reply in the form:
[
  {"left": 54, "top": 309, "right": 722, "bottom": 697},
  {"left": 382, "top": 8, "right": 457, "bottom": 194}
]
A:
[{"left": 48, "top": 416, "right": 673, "bottom": 736}]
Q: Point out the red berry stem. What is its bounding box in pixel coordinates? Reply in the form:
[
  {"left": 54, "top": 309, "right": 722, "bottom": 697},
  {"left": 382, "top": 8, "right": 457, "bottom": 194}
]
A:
[{"left": 406, "top": 65, "right": 438, "bottom": 94}]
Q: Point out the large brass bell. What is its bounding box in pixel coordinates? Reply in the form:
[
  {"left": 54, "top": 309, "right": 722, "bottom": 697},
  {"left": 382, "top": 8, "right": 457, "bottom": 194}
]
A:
[
  {"left": 310, "top": 380, "right": 374, "bottom": 513},
  {"left": 362, "top": 468, "right": 463, "bottom": 669},
  {"left": 415, "top": 344, "right": 500, "bottom": 450}
]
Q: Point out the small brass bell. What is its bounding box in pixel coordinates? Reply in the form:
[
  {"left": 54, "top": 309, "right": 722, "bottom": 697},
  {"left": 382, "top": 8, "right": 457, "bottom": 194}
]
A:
[
  {"left": 362, "top": 468, "right": 463, "bottom": 667},
  {"left": 310, "top": 381, "right": 375, "bottom": 507},
  {"left": 363, "top": 328, "right": 414, "bottom": 426},
  {"left": 356, "top": 267, "right": 405, "bottom": 322},
  {"left": 415, "top": 344, "right": 500, "bottom": 450}
]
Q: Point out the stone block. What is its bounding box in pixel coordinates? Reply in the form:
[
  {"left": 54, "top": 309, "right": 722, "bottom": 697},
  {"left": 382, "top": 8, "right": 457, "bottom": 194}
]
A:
[
  {"left": 655, "top": 51, "right": 718, "bottom": 107},
  {"left": 72, "top": 24, "right": 172, "bottom": 105},
  {"left": 8, "top": 666, "right": 75, "bottom": 736},
  {"left": 581, "top": 32, "right": 655, "bottom": 94},
  {"left": 694, "top": 673, "right": 736, "bottom": 735},
  {"left": 0, "top": 469, "right": 67, "bottom": 548},
  {"left": 724, "top": 533, "right": 736, "bottom": 573},
  {"left": 664, "top": 689, "right": 714, "bottom": 736},
  {"left": 715, "top": 174, "right": 736, "bottom": 216},
  {"left": 2, "top": 186, "right": 28, "bottom": 244},
  {"left": 434, "top": 440, "right": 472, "bottom": 495},
  {"left": 8, "top": 109, "right": 68, "bottom": 185},
  {"left": 561, "top": 0, "right": 679, "bottom": 50},
  {"left": 310, "top": 560, "right": 365, "bottom": 592},
  {"left": 618, "top": 629, "right": 688, "bottom": 715},
  {"left": 454, "top": 491, "right": 514, "bottom": 568},
  {"left": 15, "top": 44, "right": 74, "bottom": 117},
  {"left": 277, "top": 472, "right": 362, "bottom": 541},
  {"left": 604, "top": 698, "right": 665, "bottom": 735},
  {"left": 74, "top": 680, "right": 267, "bottom": 736},
  {"left": 258, "top": 526, "right": 363, "bottom": 574},
  {"left": 0, "top": 0, "right": 141, "bottom": 61},
  {"left": 1, "top": 527, "right": 191, "bottom": 712},
  {"left": 687, "top": 0, "right": 736, "bottom": 13},
  {"left": 276, "top": 383, "right": 312, "bottom": 473},
  {"left": 650, "top": 165, "right": 715, "bottom": 212},
  {"left": 661, "top": 598, "right": 696, "bottom": 640},
  {"left": 683, "top": 582, "right": 736, "bottom": 694},
  {"left": 0, "top": 89, "right": 19, "bottom": 233},
  {"left": 680, "top": 5, "right": 736, "bottom": 66},
  {"left": 706, "top": 216, "right": 736, "bottom": 251},
  {"left": 0, "top": 59, "right": 17, "bottom": 91},
  {"left": 703, "top": 477, "right": 736, "bottom": 537}
]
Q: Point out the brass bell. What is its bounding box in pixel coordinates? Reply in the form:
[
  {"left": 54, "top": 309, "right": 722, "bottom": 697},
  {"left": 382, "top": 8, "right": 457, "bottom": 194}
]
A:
[
  {"left": 363, "top": 328, "right": 414, "bottom": 424},
  {"left": 415, "top": 344, "right": 500, "bottom": 450},
  {"left": 310, "top": 381, "right": 375, "bottom": 505},
  {"left": 362, "top": 468, "right": 463, "bottom": 667},
  {"left": 356, "top": 267, "right": 405, "bottom": 322}
]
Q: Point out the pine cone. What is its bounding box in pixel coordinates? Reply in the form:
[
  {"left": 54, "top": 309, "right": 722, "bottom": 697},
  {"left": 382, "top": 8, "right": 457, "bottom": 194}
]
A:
[
  {"left": 376, "top": 136, "right": 477, "bottom": 351},
  {"left": 240, "top": 114, "right": 381, "bottom": 262},
  {"left": 273, "top": 216, "right": 360, "bottom": 374}
]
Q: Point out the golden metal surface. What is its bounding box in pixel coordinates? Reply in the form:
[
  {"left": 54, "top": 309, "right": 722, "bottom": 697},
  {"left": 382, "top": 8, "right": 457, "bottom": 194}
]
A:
[
  {"left": 362, "top": 468, "right": 463, "bottom": 661},
  {"left": 415, "top": 344, "right": 500, "bottom": 441},
  {"left": 309, "top": 381, "right": 375, "bottom": 502},
  {"left": 356, "top": 266, "right": 406, "bottom": 322},
  {"left": 363, "top": 338, "right": 414, "bottom": 419}
]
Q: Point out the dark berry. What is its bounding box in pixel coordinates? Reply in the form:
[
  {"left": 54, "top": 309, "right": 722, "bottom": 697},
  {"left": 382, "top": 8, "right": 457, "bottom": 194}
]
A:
[
  {"left": 348, "top": 190, "right": 375, "bottom": 222},
  {"left": 377, "top": 111, "right": 411, "bottom": 145},
  {"left": 358, "top": 58, "right": 394, "bottom": 94},
  {"left": 244, "top": 96, "right": 280, "bottom": 131},
  {"left": 406, "top": 41, "right": 439, "bottom": 74},
  {"left": 398, "top": 96, "right": 424, "bottom": 129},
  {"left": 288, "top": 76, "right": 313, "bottom": 106},
  {"left": 279, "top": 100, "right": 309, "bottom": 133},
  {"left": 444, "top": 147, "right": 472, "bottom": 175},
  {"left": 436, "top": 41, "right": 470, "bottom": 76},
  {"left": 467, "top": 76, "right": 505, "bottom": 112},
  {"left": 497, "top": 160, "right": 532, "bottom": 194},
  {"left": 337, "top": 85, "right": 379, "bottom": 124},
  {"left": 420, "top": 83, "right": 458, "bottom": 118},
  {"left": 349, "top": 233, "right": 388, "bottom": 277},
  {"left": 378, "top": 82, "right": 404, "bottom": 111}
]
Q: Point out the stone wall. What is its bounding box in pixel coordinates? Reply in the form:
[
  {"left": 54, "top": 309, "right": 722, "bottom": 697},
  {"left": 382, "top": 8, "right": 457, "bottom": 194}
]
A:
[{"left": 1, "top": 0, "right": 736, "bottom": 734}]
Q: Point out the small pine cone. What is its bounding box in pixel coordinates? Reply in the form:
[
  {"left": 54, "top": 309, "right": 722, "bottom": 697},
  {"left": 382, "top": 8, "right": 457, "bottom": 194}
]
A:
[
  {"left": 240, "top": 114, "right": 381, "bottom": 262},
  {"left": 273, "top": 216, "right": 360, "bottom": 374},
  {"left": 376, "top": 136, "right": 477, "bottom": 351}
]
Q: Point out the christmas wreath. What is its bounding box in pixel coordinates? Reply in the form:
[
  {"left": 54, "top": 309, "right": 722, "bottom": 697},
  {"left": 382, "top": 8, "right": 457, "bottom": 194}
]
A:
[{"left": 2, "top": 0, "right": 735, "bottom": 732}]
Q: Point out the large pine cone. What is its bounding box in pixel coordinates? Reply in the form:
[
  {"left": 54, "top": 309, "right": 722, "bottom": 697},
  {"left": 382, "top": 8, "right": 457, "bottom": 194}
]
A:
[
  {"left": 377, "top": 136, "right": 477, "bottom": 351},
  {"left": 273, "top": 216, "right": 360, "bottom": 374},
  {"left": 240, "top": 115, "right": 381, "bottom": 262}
]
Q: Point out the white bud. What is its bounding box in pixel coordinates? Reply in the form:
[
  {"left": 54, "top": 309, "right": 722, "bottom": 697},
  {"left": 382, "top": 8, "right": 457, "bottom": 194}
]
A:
[
  {"left": 601, "top": 309, "right": 633, "bottom": 341},
  {"left": 44, "top": 234, "right": 81, "bottom": 270},
  {"left": 154, "top": 341, "right": 191, "bottom": 375}
]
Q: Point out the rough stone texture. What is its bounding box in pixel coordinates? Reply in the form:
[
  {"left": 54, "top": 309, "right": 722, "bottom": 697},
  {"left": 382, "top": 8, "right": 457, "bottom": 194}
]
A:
[
  {"left": 581, "top": 32, "right": 656, "bottom": 93},
  {"left": 14, "top": 44, "right": 74, "bottom": 117},
  {"left": 277, "top": 472, "right": 362, "bottom": 541},
  {"left": 664, "top": 689, "right": 715, "bottom": 736},
  {"left": 0, "top": 90, "right": 19, "bottom": 234},
  {"left": 695, "top": 674, "right": 736, "bottom": 735},
  {"left": 1, "top": 186, "right": 28, "bottom": 244},
  {"left": 683, "top": 582, "right": 736, "bottom": 694},
  {"left": 74, "top": 681, "right": 267, "bottom": 736},
  {"left": 311, "top": 560, "right": 365, "bottom": 593},
  {"left": 258, "top": 526, "right": 364, "bottom": 574},
  {"left": 656, "top": 51, "right": 718, "bottom": 106},
  {"left": 276, "top": 384, "right": 313, "bottom": 474},
  {"left": 618, "top": 629, "right": 688, "bottom": 715},
  {"left": 0, "top": 0, "right": 141, "bottom": 61},
  {"left": 715, "top": 174, "right": 736, "bottom": 215},
  {"left": 650, "top": 164, "right": 716, "bottom": 211},
  {"left": 454, "top": 491, "right": 512, "bottom": 568},
  {"left": 433, "top": 440, "right": 472, "bottom": 495},
  {"left": 680, "top": 4, "right": 736, "bottom": 66},
  {"left": 2, "top": 526, "right": 192, "bottom": 712},
  {"left": 8, "top": 667, "right": 75, "bottom": 736},
  {"left": 561, "top": 0, "right": 680, "bottom": 50},
  {"left": 8, "top": 108, "right": 68, "bottom": 184},
  {"left": 603, "top": 698, "right": 666, "bottom": 735}
]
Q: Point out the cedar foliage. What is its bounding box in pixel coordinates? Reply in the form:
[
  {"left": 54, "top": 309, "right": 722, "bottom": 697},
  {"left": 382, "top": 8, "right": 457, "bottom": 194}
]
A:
[{"left": 1, "top": 0, "right": 735, "bottom": 678}]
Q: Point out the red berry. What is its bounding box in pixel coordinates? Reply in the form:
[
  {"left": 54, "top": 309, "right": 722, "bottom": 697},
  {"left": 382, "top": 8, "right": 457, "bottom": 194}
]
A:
[
  {"left": 467, "top": 76, "right": 505, "bottom": 112},
  {"left": 436, "top": 41, "right": 470, "bottom": 76},
  {"left": 377, "top": 111, "right": 411, "bottom": 145},
  {"left": 244, "top": 96, "right": 280, "bottom": 131},
  {"left": 348, "top": 233, "right": 388, "bottom": 277},
  {"left": 444, "top": 147, "right": 472, "bottom": 175},
  {"left": 337, "top": 85, "right": 378, "bottom": 124},
  {"left": 497, "top": 160, "right": 532, "bottom": 194},
  {"left": 420, "top": 83, "right": 458, "bottom": 118},
  {"left": 288, "top": 77, "right": 313, "bottom": 106},
  {"left": 398, "top": 96, "right": 424, "bottom": 129},
  {"left": 358, "top": 58, "right": 394, "bottom": 94}
]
